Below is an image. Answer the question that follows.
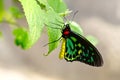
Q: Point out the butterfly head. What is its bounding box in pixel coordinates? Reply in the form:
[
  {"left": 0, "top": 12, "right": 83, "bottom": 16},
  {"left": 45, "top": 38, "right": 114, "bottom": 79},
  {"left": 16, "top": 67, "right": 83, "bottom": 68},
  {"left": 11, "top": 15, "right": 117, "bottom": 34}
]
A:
[{"left": 62, "top": 23, "right": 71, "bottom": 38}]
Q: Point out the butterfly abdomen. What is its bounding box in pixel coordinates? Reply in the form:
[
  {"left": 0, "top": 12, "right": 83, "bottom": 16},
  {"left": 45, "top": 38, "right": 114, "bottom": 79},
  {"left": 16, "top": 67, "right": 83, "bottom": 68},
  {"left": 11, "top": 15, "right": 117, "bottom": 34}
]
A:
[{"left": 59, "top": 38, "right": 66, "bottom": 59}]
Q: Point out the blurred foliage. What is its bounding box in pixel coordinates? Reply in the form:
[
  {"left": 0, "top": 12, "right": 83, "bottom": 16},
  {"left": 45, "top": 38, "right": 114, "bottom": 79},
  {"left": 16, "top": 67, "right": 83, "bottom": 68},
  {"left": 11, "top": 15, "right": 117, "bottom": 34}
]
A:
[
  {"left": 86, "top": 35, "right": 98, "bottom": 46},
  {"left": 9, "top": 6, "right": 24, "bottom": 19},
  {"left": 47, "top": 0, "right": 67, "bottom": 13},
  {"left": 13, "top": 28, "right": 28, "bottom": 48},
  {"left": 0, "top": 31, "right": 3, "bottom": 38},
  {"left": 0, "top": 0, "right": 4, "bottom": 22},
  {"left": 0, "top": 0, "right": 98, "bottom": 54}
]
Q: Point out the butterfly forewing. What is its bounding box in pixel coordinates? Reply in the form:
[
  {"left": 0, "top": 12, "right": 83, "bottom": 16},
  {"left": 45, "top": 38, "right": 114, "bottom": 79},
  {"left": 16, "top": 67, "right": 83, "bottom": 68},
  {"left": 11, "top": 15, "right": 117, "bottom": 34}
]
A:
[{"left": 64, "top": 31, "right": 103, "bottom": 67}]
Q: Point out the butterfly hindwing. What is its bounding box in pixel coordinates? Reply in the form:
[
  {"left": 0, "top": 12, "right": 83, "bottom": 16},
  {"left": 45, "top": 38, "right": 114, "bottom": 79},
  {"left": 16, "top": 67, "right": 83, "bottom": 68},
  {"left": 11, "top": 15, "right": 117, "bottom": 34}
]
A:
[{"left": 64, "top": 31, "right": 103, "bottom": 66}]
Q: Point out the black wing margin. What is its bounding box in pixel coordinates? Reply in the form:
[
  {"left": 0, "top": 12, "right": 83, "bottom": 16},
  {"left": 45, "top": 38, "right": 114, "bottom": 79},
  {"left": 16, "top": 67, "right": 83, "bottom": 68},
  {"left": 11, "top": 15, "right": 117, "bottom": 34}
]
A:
[{"left": 70, "top": 31, "right": 103, "bottom": 67}]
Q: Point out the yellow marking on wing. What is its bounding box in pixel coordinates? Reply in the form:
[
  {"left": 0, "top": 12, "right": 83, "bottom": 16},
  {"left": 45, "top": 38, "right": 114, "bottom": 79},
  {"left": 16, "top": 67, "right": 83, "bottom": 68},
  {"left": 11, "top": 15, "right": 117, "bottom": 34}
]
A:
[
  {"left": 59, "top": 38, "right": 66, "bottom": 60},
  {"left": 78, "top": 49, "right": 82, "bottom": 54},
  {"left": 78, "top": 43, "right": 81, "bottom": 47}
]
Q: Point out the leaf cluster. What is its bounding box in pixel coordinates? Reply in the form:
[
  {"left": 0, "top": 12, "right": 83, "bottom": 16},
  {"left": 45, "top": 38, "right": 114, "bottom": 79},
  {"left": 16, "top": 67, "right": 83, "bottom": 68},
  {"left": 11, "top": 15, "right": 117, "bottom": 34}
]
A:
[{"left": 0, "top": 0, "right": 98, "bottom": 55}]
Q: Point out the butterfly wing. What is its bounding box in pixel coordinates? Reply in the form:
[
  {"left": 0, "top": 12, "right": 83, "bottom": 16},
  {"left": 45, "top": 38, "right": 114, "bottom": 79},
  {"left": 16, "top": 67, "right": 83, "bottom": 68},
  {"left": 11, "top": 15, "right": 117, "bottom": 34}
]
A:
[{"left": 64, "top": 31, "right": 103, "bottom": 67}]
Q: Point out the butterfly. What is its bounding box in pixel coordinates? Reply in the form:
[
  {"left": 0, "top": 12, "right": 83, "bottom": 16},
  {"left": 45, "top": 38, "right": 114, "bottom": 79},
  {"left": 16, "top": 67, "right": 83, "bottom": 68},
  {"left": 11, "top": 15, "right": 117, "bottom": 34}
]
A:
[{"left": 59, "top": 23, "right": 103, "bottom": 67}]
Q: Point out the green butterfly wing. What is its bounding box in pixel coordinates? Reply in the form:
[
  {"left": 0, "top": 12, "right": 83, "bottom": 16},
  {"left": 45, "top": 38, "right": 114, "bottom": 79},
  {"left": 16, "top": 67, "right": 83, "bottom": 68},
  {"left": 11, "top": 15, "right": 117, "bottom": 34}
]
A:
[{"left": 64, "top": 31, "right": 103, "bottom": 67}]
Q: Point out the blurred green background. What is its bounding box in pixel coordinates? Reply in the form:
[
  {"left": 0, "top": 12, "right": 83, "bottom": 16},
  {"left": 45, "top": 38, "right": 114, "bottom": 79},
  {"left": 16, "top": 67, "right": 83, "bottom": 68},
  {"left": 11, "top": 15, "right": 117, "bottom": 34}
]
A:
[{"left": 0, "top": 0, "right": 120, "bottom": 80}]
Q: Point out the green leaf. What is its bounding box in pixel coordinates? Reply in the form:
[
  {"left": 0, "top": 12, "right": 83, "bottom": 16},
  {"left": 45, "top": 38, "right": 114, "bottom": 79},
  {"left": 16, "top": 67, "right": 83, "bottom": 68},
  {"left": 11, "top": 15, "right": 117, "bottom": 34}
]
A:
[
  {"left": 19, "top": 0, "right": 64, "bottom": 54},
  {"left": 9, "top": 6, "right": 24, "bottom": 19},
  {"left": 0, "top": 0, "right": 4, "bottom": 22},
  {"left": 45, "top": 13, "right": 63, "bottom": 55},
  {"left": 19, "top": 0, "right": 47, "bottom": 49},
  {"left": 47, "top": 0, "right": 67, "bottom": 13},
  {"left": 45, "top": 0, "right": 67, "bottom": 54},
  {"left": 13, "top": 28, "right": 28, "bottom": 49},
  {"left": 47, "top": 27, "right": 61, "bottom": 55},
  {"left": 70, "top": 21, "right": 83, "bottom": 35},
  {"left": 86, "top": 35, "right": 98, "bottom": 46},
  {"left": 0, "top": 0, "right": 4, "bottom": 10}
]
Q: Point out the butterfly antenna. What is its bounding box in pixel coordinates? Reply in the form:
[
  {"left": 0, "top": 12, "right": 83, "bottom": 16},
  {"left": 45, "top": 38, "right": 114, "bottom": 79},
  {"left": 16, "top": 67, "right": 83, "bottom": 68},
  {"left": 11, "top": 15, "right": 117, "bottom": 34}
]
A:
[
  {"left": 43, "top": 36, "right": 62, "bottom": 47},
  {"left": 70, "top": 11, "right": 79, "bottom": 23},
  {"left": 64, "top": 16, "right": 68, "bottom": 22}
]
